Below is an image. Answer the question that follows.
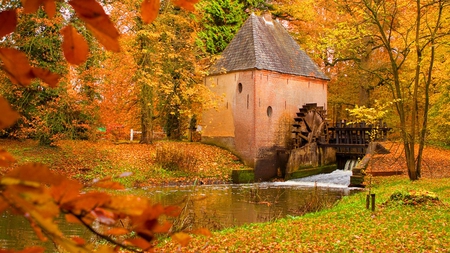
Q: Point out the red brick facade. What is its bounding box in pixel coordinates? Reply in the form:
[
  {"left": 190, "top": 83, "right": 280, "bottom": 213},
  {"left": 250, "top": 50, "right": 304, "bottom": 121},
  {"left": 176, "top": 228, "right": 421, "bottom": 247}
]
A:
[{"left": 202, "top": 69, "right": 328, "bottom": 167}]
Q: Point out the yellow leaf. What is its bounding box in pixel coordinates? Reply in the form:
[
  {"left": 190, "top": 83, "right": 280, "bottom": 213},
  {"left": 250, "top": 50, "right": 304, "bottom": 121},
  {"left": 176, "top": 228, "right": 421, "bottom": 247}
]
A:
[
  {"left": 171, "top": 232, "right": 191, "bottom": 247},
  {"left": 0, "top": 96, "right": 19, "bottom": 130},
  {"left": 61, "top": 25, "right": 89, "bottom": 65},
  {"left": 0, "top": 10, "right": 17, "bottom": 38},
  {"left": 141, "top": 0, "right": 160, "bottom": 24},
  {"left": 0, "top": 47, "right": 34, "bottom": 86},
  {"left": 31, "top": 67, "right": 60, "bottom": 87}
]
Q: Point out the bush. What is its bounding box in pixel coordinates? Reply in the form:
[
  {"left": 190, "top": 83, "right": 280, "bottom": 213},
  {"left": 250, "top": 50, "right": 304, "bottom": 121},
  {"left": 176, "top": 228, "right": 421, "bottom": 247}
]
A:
[{"left": 154, "top": 142, "right": 198, "bottom": 172}]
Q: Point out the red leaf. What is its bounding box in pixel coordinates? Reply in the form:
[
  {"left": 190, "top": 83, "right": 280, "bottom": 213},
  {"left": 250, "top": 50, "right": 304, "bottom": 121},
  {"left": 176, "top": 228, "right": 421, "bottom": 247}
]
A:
[{"left": 0, "top": 10, "right": 17, "bottom": 38}]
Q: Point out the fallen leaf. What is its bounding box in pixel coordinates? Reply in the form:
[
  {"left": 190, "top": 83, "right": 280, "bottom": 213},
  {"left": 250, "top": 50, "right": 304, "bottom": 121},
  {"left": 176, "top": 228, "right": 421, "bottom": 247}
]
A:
[
  {"left": 31, "top": 67, "right": 60, "bottom": 87},
  {"left": 0, "top": 10, "right": 17, "bottom": 38},
  {"left": 0, "top": 96, "right": 20, "bottom": 130},
  {"left": 141, "top": 0, "right": 160, "bottom": 24},
  {"left": 171, "top": 232, "right": 191, "bottom": 247},
  {"left": 60, "top": 25, "right": 89, "bottom": 65},
  {"left": 0, "top": 47, "right": 34, "bottom": 86}
]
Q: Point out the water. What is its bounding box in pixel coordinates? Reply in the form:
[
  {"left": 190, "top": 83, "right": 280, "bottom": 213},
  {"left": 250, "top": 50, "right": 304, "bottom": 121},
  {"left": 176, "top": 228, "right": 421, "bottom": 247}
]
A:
[{"left": 0, "top": 170, "right": 356, "bottom": 251}]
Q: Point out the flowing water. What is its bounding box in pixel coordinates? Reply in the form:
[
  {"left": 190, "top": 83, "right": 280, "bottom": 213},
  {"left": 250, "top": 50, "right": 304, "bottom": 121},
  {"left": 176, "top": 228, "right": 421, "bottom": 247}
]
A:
[{"left": 0, "top": 170, "right": 357, "bottom": 251}]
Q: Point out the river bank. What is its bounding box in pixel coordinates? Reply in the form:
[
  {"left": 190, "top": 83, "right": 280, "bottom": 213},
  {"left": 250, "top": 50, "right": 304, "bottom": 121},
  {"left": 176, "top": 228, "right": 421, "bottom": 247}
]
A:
[
  {"left": 0, "top": 139, "right": 249, "bottom": 187},
  {"left": 155, "top": 176, "right": 450, "bottom": 252}
]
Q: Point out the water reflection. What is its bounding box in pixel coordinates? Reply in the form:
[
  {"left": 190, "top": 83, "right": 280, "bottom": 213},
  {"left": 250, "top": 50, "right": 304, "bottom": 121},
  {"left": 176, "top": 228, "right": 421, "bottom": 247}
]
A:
[{"left": 0, "top": 170, "right": 357, "bottom": 250}]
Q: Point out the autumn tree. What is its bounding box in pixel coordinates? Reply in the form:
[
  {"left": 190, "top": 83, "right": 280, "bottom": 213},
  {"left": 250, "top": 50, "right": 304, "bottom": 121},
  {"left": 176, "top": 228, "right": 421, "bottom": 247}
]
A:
[
  {"left": 1, "top": 0, "right": 209, "bottom": 251},
  {"left": 131, "top": 1, "right": 207, "bottom": 142}
]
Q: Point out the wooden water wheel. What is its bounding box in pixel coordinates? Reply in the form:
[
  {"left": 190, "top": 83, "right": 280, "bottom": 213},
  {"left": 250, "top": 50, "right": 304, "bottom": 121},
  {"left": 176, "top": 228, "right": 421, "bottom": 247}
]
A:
[{"left": 292, "top": 103, "right": 328, "bottom": 149}]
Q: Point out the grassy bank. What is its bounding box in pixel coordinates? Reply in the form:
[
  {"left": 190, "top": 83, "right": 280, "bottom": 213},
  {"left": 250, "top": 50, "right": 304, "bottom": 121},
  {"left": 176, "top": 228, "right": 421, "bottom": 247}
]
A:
[
  {"left": 156, "top": 176, "right": 450, "bottom": 252},
  {"left": 0, "top": 139, "right": 249, "bottom": 187}
]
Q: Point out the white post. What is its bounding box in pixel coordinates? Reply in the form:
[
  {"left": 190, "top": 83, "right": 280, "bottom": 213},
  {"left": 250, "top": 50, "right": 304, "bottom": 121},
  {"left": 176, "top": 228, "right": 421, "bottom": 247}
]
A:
[{"left": 130, "top": 129, "right": 134, "bottom": 141}]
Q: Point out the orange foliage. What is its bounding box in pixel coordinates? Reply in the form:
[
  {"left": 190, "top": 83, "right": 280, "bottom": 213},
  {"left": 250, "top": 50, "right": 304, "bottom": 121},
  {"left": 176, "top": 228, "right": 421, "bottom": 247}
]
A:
[{"left": 0, "top": 0, "right": 208, "bottom": 251}]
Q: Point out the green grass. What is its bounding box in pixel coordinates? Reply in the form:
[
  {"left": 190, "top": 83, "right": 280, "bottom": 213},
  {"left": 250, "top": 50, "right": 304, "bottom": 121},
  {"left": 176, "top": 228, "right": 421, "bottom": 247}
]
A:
[{"left": 156, "top": 176, "right": 450, "bottom": 252}]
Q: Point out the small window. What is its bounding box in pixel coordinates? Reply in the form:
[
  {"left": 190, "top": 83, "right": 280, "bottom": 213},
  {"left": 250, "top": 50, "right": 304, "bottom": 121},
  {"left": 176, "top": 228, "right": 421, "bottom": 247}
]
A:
[
  {"left": 238, "top": 83, "right": 243, "bottom": 93},
  {"left": 267, "top": 106, "right": 273, "bottom": 117}
]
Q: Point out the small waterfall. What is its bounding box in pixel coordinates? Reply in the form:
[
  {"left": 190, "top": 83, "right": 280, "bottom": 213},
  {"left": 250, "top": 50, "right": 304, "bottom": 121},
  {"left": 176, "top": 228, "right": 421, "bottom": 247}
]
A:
[{"left": 344, "top": 159, "right": 358, "bottom": 171}]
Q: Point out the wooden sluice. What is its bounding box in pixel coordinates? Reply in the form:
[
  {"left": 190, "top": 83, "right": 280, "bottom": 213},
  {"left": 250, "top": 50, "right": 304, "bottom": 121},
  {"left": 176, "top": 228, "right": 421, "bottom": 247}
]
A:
[{"left": 320, "top": 121, "right": 390, "bottom": 170}]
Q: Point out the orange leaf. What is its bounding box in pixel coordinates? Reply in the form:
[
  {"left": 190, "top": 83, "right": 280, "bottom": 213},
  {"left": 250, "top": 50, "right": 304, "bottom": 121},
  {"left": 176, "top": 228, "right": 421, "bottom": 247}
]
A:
[
  {"left": 105, "top": 227, "right": 130, "bottom": 235},
  {"left": 21, "top": 0, "right": 45, "bottom": 14},
  {"left": 191, "top": 228, "right": 212, "bottom": 237},
  {"left": 171, "top": 232, "right": 191, "bottom": 247},
  {"left": 0, "top": 96, "right": 20, "bottom": 131},
  {"left": 125, "top": 238, "right": 152, "bottom": 251},
  {"left": 31, "top": 67, "right": 60, "bottom": 87},
  {"left": 4, "top": 163, "right": 64, "bottom": 186},
  {"left": 173, "top": 0, "right": 199, "bottom": 11},
  {"left": 61, "top": 192, "right": 111, "bottom": 215},
  {"left": 0, "top": 47, "right": 34, "bottom": 86},
  {"left": 29, "top": 219, "right": 48, "bottom": 242},
  {"left": 141, "top": 0, "right": 160, "bottom": 24},
  {"left": 152, "top": 221, "right": 172, "bottom": 233},
  {"left": 92, "top": 180, "right": 125, "bottom": 190},
  {"left": 43, "top": 0, "right": 56, "bottom": 18},
  {"left": 65, "top": 213, "right": 81, "bottom": 224},
  {"left": 61, "top": 25, "right": 89, "bottom": 65},
  {"left": 50, "top": 178, "right": 83, "bottom": 205},
  {"left": 0, "top": 10, "right": 17, "bottom": 38},
  {"left": 69, "top": 0, "right": 120, "bottom": 52}
]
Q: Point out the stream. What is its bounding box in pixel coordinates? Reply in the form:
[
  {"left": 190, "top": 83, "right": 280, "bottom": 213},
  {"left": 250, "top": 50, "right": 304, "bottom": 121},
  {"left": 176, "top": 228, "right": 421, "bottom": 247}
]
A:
[{"left": 0, "top": 170, "right": 357, "bottom": 250}]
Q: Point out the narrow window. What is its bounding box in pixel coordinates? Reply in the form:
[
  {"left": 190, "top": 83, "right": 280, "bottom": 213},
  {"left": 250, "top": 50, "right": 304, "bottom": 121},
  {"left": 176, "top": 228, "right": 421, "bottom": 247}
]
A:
[
  {"left": 267, "top": 106, "right": 273, "bottom": 117},
  {"left": 247, "top": 94, "right": 249, "bottom": 109},
  {"left": 238, "top": 83, "right": 243, "bottom": 93}
]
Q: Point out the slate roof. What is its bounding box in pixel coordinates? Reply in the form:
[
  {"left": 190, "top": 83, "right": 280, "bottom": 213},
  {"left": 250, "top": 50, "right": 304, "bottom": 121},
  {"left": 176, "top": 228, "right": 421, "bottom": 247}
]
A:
[{"left": 209, "top": 13, "right": 329, "bottom": 80}]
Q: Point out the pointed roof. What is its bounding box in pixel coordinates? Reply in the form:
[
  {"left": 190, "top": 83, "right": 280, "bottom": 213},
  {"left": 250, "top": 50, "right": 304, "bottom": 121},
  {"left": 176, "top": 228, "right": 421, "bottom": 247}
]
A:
[{"left": 209, "top": 13, "right": 329, "bottom": 80}]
